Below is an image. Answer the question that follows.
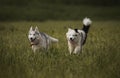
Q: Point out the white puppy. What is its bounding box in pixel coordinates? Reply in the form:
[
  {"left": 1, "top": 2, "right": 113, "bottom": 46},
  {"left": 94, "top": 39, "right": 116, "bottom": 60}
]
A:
[
  {"left": 66, "top": 17, "right": 92, "bottom": 54},
  {"left": 28, "top": 26, "right": 58, "bottom": 52}
]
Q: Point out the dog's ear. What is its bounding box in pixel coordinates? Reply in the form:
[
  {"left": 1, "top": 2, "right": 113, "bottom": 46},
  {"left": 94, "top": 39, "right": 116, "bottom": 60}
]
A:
[
  {"left": 68, "top": 28, "right": 72, "bottom": 31},
  {"left": 29, "top": 26, "right": 33, "bottom": 31},
  {"left": 35, "top": 26, "right": 39, "bottom": 32},
  {"left": 74, "top": 29, "right": 79, "bottom": 33}
]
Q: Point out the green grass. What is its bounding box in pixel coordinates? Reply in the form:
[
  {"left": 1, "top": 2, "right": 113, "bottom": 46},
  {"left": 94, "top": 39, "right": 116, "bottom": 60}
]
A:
[{"left": 0, "top": 20, "right": 120, "bottom": 78}]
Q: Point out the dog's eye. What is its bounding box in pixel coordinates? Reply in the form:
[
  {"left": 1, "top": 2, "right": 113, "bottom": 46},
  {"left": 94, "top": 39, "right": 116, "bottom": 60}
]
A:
[
  {"left": 74, "top": 34, "right": 77, "bottom": 36},
  {"left": 33, "top": 34, "right": 35, "bottom": 36}
]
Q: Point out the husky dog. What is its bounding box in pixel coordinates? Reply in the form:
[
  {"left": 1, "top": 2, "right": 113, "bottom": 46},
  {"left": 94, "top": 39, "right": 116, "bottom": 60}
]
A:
[
  {"left": 66, "top": 17, "right": 92, "bottom": 54},
  {"left": 28, "top": 26, "right": 58, "bottom": 52}
]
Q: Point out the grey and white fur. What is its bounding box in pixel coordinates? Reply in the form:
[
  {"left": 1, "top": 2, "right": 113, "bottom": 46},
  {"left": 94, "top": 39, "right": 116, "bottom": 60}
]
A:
[{"left": 28, "top": 26, "right": 58, "bottom": 52}]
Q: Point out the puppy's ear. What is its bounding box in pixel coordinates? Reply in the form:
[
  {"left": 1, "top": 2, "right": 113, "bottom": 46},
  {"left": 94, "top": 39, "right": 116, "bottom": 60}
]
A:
[
  {"left": 29, "top": 26, "right": 33, "bottom": 31},
  {"left": 35, "top": 26, "right": 39, "bottom": 32},
  {"left": 74, "top": 29, "right": 79, "bottom": 33},
  {"left": 68, "top": 28, "right": 72, "bottom": 31}
]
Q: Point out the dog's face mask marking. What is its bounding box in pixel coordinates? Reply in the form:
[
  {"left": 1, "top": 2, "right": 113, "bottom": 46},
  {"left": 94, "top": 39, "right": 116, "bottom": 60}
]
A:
[
  {"left": 28, "top": 27, "right": 39, "bottom": 42},
  {"left": 66, "top": 28, "right": 80, "bottom": 43}
]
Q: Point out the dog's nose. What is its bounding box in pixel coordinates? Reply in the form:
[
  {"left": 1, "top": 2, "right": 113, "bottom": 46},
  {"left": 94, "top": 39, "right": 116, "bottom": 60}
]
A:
[
  {"left": 70, "top": 38, "right": 73, "bottom": 41},
  {"left": 30, "top": 38, "right": 33, "bottom": 40}
]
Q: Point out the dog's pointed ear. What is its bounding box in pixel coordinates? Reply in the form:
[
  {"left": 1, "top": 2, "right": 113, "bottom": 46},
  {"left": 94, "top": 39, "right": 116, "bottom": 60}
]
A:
[
  {"left": 35, "top": 26, "right": 39, "bottom": 32},
  {"left": 68, "top": 28, "right": 72, "bottom": 31},
  {"left": 29, "top": 26, "right": 33, "bottom": 31}
]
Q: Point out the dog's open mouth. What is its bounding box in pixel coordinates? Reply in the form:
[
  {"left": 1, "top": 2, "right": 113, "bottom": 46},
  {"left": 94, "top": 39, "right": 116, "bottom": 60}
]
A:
[
  {"left": 30, "top": 38, "right": 36, "bottom": 42},
  {"left": 30, "top": 39, "right": 39, "bottom": 46}
]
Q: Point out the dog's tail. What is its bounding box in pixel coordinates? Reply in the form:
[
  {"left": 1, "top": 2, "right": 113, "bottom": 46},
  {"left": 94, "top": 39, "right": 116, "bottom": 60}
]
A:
[
  {"left": 82, "top": 17, "right": 92, "bottom": 34},
  {"left": 49, "top": 36, "right": 59, "bottom": 43}
]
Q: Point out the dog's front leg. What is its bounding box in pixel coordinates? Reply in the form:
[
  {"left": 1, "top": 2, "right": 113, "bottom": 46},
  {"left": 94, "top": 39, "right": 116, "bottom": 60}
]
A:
[
  {"left": 68, "top": 46, "right": 74, "bottom": 55},
  {"left": 32, "top": 48, "right": 36, "bottom": 53},
  {"left": 32, "top": 46, "right": 37, "bottom": 53},
  {"left": 68, "top": 42, "right": 74, "bottom": 55},
  {"left": 73, "top": 45, "right": 82, "bottom": 54}
]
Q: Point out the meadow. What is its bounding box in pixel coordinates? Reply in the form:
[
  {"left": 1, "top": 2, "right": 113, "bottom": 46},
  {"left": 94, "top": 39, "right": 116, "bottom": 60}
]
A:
[
  {"left": 0, "top": 0, "right": 120, "bottom": 77},
  {"left": 0, "top": 20, "right": 120, "bottom": 78}
]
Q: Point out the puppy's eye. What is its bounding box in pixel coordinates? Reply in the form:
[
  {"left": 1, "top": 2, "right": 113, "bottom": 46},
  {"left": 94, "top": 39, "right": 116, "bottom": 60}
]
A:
[
  {"left": 33, "top": 34, "right": 35, "bottom": 36},
  {"left": 74, "top": 34, "right": 77, "bottom": 36}
]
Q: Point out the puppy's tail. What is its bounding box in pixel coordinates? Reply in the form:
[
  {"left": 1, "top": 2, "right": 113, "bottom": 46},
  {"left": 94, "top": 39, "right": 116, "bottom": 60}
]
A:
[
  {"left": 50, "top": 36, "right": 59, "bottom": 43},
  {"left": 82, "top": 17, "right": 92, "bottom": 34}
]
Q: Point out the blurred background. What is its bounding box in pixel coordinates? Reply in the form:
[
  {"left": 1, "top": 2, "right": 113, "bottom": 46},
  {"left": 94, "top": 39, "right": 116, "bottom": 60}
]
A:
[{"left": 0, "top": 0, "right": 120, "bottom": 21}]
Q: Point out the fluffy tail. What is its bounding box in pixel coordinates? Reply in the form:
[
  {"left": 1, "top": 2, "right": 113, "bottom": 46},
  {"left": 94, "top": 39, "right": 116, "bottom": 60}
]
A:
[
  {"left": 82, "top": 17, "right": 92, "bottom": 34},
  {"left": 50, "top": 36, "right": 59, "bottom": 43}
]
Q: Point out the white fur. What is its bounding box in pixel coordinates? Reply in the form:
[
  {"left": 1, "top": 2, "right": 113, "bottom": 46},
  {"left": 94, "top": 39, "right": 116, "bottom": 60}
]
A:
[
  {"left": 28, "top": 26, "right": 58, "bottom": 52},
  {"left": 66, "top": 28, "right": 85, "bottom": 54},
  {"left": 66, "top": 17, "right": 92, "bottom": 54},
  {"left": 83, "top": 17, "right": 92, "bottom": 26}
]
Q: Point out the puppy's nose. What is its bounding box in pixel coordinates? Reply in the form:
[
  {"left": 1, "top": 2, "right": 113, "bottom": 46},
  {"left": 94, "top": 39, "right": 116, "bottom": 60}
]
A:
[
  {"left": 70, "top": 38, "right": 73, "bottom": 41},
  {"left": 30, "top": 38, "right": 33, "bottom": 40}
]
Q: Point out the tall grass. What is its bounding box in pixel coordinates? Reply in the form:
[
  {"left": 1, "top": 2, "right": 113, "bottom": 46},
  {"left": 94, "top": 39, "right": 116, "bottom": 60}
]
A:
[{"left": 0, "top": 20, "right": 120, "bottom": 78}]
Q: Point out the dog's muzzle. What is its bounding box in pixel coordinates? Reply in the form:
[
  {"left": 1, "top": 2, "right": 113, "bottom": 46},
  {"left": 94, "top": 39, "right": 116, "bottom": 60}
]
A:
[
  {"left": 70, "top": 38, "right": 74, "bottom": 41},
  {"left": 69, "top": 38, "right": 76, "bottom": 44},
  {"left": 30, "top": 39, "right": 39, "bottom": 46},
  {"left": 30, "top": 37, "right": 36, "bottom": 42}
]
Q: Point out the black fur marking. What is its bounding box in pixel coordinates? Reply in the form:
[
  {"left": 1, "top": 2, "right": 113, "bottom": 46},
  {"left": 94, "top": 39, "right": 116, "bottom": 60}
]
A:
[
  {"left": 82, "top": 25, "right": 90, "bottom": 34},
  {"left": 82, "top": 34, "right": 87, "bottom": 45},
  {"left": 74, "top": 29, "right": 79, "bottom": 33}
]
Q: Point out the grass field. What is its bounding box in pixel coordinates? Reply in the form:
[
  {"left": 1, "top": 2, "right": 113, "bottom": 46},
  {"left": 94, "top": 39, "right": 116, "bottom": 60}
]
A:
[{"left": 0, "top": 20, "right": 120, "bottom": 78}]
